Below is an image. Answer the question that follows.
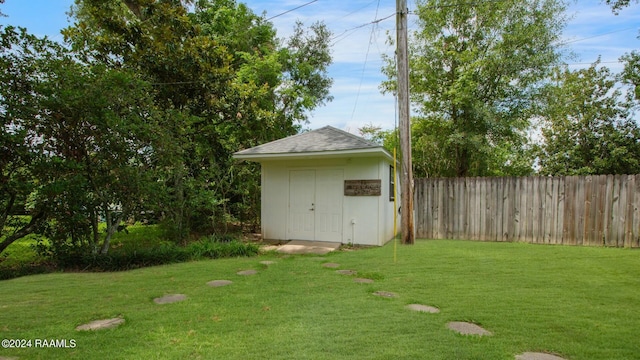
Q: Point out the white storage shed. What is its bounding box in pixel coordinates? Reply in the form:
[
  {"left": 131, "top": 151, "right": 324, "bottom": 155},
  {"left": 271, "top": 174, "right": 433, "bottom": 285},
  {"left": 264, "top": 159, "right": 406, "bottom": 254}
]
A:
[{"left": 233, "top": 126, "right": 400, "bottom": 246}]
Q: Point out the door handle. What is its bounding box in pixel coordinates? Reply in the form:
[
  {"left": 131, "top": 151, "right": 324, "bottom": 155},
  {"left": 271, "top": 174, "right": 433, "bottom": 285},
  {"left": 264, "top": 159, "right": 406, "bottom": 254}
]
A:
[{"left": 309, "top": 203, "right": 315, "bottom": 211}]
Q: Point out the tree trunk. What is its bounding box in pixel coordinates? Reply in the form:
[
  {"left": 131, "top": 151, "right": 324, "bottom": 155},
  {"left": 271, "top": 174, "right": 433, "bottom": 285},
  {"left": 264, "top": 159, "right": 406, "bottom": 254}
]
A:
[
  {"left": 0, "top": 210, "right": 46, "bottom": 255},
  {"left": 89, "top": 206, "right": 100, "bottom": 255},
  {"left": 100, "top": 211, "right": 123, "bottom": 255},
  {"left": 0, "top": 192, "right": 16, "bottom": 232}
]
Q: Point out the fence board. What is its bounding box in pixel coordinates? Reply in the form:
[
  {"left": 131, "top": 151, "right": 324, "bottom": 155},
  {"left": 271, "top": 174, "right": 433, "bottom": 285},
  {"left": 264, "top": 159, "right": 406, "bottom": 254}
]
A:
[
  {"left": 413, "top": 175, "right": 640, "bottom": 247},
  {"left": 632, "top": 175, "right": 640, "bottom": 248},
  {"left": 563, "top": 176, "right": 576, "bottom": 245},
  {"left": 555, "top": 177, "right": 565, "bottom": 245},
  {"left": 616, "top": 175, "right": 627, "bottom": 247},
  {"left": 608, "top": 175, "right": 621, "bottom": 246}
]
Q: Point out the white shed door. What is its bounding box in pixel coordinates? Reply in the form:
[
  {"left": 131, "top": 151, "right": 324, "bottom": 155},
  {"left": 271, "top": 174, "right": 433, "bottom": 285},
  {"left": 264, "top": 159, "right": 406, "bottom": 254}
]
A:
[
  {"left": 288, "top": 169, "right": 343, "bottom": 241},
  {"left": 289, "top": 170, "right": 316, "bottom": 240}
]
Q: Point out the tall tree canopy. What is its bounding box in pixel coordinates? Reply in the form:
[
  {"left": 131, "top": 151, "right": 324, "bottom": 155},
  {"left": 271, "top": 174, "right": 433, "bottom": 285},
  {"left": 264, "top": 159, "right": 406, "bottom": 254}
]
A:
[
  {"left": 1, "top": 0, "right": 333, "bottom": 257},
  {"left": 0, "top": 25, "right": 158, "bottom": 255},
  {"left": 63, "top": 0, "right": 333, "bottom": 238},
  {"left": 382, "top": 0, "right": 567, "bottom": 177},
  {"left": 536, "top": 61, "right": 640, "bottom": 175}
]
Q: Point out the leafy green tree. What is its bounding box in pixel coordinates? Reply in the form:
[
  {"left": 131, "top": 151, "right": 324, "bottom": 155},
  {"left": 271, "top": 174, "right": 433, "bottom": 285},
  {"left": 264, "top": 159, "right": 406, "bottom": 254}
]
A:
[
  {"left": 605, "top": 0, "right": 639, "bottom": 13},
  {"left": 606, "top": 0, "right": 640, "bottom": 101},
  {"left": 1, "top": 26, "right": 64, "bottom": 255},
  {"left": 64, "top": 0, "right": 333, "bottom": 239},
  {"left": 536, "top": 61, "right": 640, "bottom": 175},
  {"left": 1, "top": 25, "right": 158, "bottom": 256},
  {"left": 382, "top": 0, "right": 567, "bottom": 177}
]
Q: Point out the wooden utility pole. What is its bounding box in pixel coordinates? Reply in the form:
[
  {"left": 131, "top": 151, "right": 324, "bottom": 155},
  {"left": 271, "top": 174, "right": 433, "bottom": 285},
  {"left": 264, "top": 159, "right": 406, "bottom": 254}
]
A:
[{"left": 396, "top": 0, "right": 414, "bottom": 244}]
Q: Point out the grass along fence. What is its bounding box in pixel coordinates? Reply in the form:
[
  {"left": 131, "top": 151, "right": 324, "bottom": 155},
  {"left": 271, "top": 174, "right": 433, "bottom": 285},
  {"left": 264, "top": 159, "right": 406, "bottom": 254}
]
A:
[{"left": 414, "top": 174, "right": 640, "bottom": 247}]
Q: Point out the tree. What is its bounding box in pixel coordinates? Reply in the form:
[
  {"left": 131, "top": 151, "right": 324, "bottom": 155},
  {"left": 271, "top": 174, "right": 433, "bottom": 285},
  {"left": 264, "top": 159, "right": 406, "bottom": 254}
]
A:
[
  {"left": 606, "top": 0, "right": 640, "bottom": 101},
  {"left": 64, "top": 0, "right": 333, "bottom": 239},
  {"left": 536, "top": 61, "right": 640, "bottom": 175},
  {"left": 1, "top": 25, "right": 159, "bottom": 256},
  {"left": 605, "top": 0, "right": 639, "bottom": 13},
  {"left": 382, "top": 0, "right": 567, "bottom": 177},
  {"left": 1, "top": 26, "right": 63, "bottom": 255}
]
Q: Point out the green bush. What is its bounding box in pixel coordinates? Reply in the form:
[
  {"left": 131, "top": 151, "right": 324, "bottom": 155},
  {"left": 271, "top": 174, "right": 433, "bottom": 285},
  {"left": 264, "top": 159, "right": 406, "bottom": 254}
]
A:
[
  {"left": 186, "top": 238, "right": 259, "bottom": 259},
  {"left": 2, "top": 227, "right": 259, "bottom": 278},
  {"left": 30, "top": 236, "right": 258, "bottom": 273}
]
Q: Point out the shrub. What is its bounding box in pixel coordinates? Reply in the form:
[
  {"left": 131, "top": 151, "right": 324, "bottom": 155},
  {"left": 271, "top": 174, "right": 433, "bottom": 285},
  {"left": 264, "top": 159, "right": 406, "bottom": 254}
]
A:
[
  {"left": 31, "top": 235, "right": 258, "bottom": 273},
  {"left": 187, "top": 237, "right": 259, "bottom": 259},
  {"left": 0, "top": 263, "right": 53, "bottom": 280}
]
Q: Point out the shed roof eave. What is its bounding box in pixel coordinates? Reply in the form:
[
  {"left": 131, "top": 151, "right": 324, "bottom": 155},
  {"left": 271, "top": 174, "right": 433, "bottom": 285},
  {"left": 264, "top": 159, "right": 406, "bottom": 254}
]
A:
[{"left": 233, "top": 147, "right": 394, "bottom": 162}]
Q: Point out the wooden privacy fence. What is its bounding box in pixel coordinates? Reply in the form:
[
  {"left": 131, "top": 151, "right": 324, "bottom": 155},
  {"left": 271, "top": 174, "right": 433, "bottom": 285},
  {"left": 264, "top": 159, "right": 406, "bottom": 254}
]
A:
[{"left": 414, "top": 175, "right": 640, "bottom": 247}]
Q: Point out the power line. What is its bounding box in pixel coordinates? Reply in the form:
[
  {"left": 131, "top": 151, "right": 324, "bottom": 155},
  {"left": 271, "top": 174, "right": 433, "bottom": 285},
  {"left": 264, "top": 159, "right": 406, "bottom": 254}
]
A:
[
  {"left": 331, "top": 12, "right": 395, "bottom": 45},
  {"left": 266, "top": 0, "right": 320, "bottom": 21},
  {"left": 350, "top": 0, "right": 381, "bottom": 121},
  {"left": 561, "top": 26, "right": 638, "bottom": 45},
  {"left": 412, "top": 0, "right": 505, "bottom": 11},
  {"left": 334, "top": 0, "right": 379, "bottom": 22},
  {"left": 567, "top": 60, "right": 624, "bottom": 66}
]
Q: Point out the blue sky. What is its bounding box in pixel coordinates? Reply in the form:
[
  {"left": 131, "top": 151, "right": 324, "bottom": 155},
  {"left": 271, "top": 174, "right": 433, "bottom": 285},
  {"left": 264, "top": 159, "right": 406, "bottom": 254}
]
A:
[{"left": 1, "top": 0, "right": 639, "bottom": 134}]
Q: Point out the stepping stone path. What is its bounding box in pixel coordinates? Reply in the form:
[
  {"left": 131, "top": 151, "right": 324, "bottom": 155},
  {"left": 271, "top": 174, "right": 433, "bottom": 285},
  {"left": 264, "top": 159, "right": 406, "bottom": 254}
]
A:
[
  {"left": 406, "top": 304, "right": 440, "bottom": 313},
  {"left": 207, "top": 280, "right": 233, "bottom": 287},
  {"left": 447, "top": 321, "right": 492, "bottom": 336},
  {"left": 76, "top": 318, "right": 125, "bottom": 331},
  {"left": 322, "top": 262, "right": 340, "bottom": 268},
  {"left": 153, "top": 294, "right": 187, "bottom": 304},
  {"left": 353, "top": 278, "right": 374, "bottom": 284},
  {"left": 56, "top": 252, "right": 566, "bottom": 360},
  {"left": 372, "top": 291, "right": 398, "bottom": 298},
  {"left": 515, "top": 353, "right": 567, "bottom": 360},
  {"left": 336, "top": 269, "right": 357, "bottom": 275},
  {"left": 236, "top": 269, "right": 257, "bottom": 275}
]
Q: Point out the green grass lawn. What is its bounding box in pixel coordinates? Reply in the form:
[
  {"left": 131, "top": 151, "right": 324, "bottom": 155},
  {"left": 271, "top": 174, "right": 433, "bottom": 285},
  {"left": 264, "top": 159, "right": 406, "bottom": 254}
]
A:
[{"left": 0, "top": 240, "right": 638, "bottom": 359}]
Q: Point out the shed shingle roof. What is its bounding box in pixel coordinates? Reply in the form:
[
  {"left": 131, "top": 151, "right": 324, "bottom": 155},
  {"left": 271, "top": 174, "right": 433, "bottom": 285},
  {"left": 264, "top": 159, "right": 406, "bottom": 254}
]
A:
[{"left": 234, "top": 126, "right": 382, "bottom": 156}]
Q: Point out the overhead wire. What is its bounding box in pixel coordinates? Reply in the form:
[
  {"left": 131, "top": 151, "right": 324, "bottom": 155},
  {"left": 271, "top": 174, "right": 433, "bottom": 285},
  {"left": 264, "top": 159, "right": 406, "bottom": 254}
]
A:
[
  {"left": 265, "top": 0, "right": 320, "bottom": 21},
  {"left": 331, "top": 12, "right": 395, "bottom": 45},
  {"left": 350, "top": 0, "right": 382, "bottom": 121},
  {"left": 560, "top": 26, "right": 638, "bottom": 45},
  {"left": 149, "top": 1, "right": 633, "bottom": 89}
]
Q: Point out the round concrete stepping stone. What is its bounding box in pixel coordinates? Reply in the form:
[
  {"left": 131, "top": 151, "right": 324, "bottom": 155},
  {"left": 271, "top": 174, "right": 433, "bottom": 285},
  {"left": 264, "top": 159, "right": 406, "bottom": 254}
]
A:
[
  {"left": 260, "top": 261, "right": 276, "bottom": 265},
  {"left": 76, "top": 317, "right": 125, "bottom": 331},
  {"left": 207, "top": 280, "right": 233, "bottom": 287},
  {"left": 406, "top": 304, "right": 440, "bottom": 313},
  {"left": 237, "top": 269, "right": 257, "bottom": 275},
  {"left": 336, "top": 269, "right": 357, "bottom": 275},
  {"left": 515, "top": 352, "right": 567, "bottom": 360},
  {"left": 447, "top": 321, "right": 492, "bottom": 336},
  {"left": 353, "top": 278, "right": 374, "bottom": 284},
  {"left": 372, "top": 291, "right": 398, "bottom": 298},
  {"left": 154, "top": 294, "right": 187, "bottom": 304},
  {"left": 322, "top": 262, "right": 340, "bottom": 268}
]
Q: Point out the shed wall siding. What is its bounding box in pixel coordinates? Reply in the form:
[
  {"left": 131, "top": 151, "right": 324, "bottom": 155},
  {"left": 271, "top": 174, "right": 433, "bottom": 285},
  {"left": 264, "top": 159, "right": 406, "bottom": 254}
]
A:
[{"left": 260, "top": 157, "right": 398, "bottom": 246}]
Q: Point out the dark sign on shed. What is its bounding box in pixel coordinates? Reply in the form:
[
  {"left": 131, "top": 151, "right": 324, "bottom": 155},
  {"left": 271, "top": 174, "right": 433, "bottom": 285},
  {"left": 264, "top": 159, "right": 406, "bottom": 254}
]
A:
[{"left": 344, "top": 180, "right": 381, "bottom": 196}]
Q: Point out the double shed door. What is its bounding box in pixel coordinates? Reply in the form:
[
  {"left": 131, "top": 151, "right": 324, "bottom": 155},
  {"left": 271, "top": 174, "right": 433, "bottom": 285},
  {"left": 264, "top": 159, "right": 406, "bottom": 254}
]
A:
[{"left": 288, "top": 169, "right": 343, "bottom": 241}]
